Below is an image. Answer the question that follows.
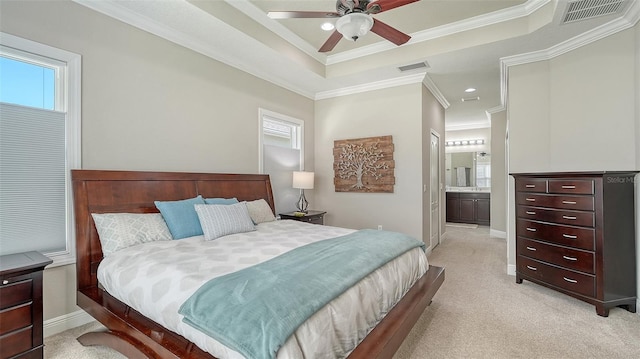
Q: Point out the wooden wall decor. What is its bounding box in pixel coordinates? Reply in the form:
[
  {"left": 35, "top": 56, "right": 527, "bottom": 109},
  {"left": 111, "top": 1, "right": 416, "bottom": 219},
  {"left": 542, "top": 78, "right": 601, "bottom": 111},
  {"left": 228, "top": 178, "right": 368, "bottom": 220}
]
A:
[{"left": 333, "top": 135, "right": 395, "bottom": 193}]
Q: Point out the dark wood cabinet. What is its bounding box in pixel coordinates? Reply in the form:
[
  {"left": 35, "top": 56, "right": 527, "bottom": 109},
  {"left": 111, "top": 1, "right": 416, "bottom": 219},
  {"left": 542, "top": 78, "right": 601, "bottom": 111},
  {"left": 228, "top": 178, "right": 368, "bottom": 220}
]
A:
[
  {"left": 279, "top": 210, "right": 326, "bottom": 225},
  {"left": 446, "top": 192, "right": 490, "bottom": 226},
  {"left": 512, "top": 172, "right": 637, "bottom": 317},
  {"left": 0, "top": 251, "right": 52, "bottom": 359}
]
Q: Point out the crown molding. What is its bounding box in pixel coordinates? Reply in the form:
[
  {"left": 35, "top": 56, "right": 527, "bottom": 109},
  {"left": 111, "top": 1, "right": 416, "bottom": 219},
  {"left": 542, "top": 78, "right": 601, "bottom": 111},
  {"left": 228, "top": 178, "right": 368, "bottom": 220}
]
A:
[
  {"left": 72, "top": 0, "right": 317, "bottom": 100},
  {"left": 315, "top": 72, "right": 426, "bottom": 100},
  {"left": 224, "top": 0, "right": 326, "bottom": 64},
  {"left": 326, "top": 0, "right": 551, "bottom": 65},
  {"left": 422, "top": 75, "right": 450, "bottom": 109},
  {"left": 445, "top": 122, "right": 491, "bottom": 131},
  {"left": 499, "top": 0, "right": 640, "bottom": 107}
]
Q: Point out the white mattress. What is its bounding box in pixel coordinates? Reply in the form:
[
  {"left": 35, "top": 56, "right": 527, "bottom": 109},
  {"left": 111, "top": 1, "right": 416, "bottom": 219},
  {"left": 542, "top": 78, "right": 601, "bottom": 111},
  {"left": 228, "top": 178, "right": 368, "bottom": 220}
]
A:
[{"left": 97, "top": 220, "right": 428, "bottom": 359}]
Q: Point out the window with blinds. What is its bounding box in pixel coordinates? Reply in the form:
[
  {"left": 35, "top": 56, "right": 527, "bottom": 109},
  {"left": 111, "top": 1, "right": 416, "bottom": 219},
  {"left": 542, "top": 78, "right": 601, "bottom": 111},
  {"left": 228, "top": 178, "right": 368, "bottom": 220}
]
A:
[{"left": 0, "top": 33, "right": 81, "bottom": 266}]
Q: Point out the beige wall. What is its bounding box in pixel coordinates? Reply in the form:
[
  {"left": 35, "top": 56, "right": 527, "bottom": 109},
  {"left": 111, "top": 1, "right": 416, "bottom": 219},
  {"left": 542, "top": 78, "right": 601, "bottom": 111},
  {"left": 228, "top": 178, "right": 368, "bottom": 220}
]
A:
[
  {"left": 314, "top": 83, "right": 426, "bottom": 244},
  {"left": 1, "top": 0, "right": 314, "bottom": 324},
  {"left": 507, "top": 26, "right": 639, "bottom": 272}
]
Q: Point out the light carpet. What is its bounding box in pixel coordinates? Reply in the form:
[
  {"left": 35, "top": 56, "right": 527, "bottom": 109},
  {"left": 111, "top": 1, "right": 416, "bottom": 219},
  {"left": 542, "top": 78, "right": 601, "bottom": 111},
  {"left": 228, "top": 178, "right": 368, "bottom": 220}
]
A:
[{"left": 44, "top": 226, "right": 640, "bottom": 358}]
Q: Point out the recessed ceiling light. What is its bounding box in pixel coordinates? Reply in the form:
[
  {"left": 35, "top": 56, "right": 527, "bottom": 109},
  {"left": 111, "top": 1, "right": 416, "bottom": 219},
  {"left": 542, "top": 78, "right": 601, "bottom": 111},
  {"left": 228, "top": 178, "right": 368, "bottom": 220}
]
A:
[
  {"left": 321, "top": 22, "right": 335, "bottom": 31},
  {"left": 465, "top": 88, "right": 476, "bottom": 93}
]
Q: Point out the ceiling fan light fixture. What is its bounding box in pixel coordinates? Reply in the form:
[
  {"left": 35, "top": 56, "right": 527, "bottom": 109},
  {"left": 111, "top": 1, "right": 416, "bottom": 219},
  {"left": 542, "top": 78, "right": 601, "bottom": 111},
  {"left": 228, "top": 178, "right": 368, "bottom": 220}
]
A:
[{"left": 335, "top": 13, "right": 373, "bottom": 41}]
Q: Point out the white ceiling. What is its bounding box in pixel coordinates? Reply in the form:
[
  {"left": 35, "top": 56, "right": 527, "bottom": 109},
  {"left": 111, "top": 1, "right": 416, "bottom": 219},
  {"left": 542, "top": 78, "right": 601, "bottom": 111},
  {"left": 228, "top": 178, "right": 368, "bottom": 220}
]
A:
[{"left": 74, "top": 0, "right": 639, "bottom": 130}]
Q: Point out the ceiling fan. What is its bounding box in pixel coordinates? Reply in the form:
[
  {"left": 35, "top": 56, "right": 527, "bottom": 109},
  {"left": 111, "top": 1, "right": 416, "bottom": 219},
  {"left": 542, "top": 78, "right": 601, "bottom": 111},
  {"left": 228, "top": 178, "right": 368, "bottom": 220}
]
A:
[{"left": 267, "top": 0, "right": 419, "bottom": 52}]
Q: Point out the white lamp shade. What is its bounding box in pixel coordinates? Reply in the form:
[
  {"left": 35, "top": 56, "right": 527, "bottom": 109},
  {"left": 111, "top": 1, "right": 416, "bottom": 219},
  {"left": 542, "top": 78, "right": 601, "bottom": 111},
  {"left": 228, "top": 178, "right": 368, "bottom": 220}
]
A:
[
  {"left": 293, "top": 171, "right": 314, "bottom": 189},
  {"left": 336, "top": 13, "right": 373, "bottom": 41}
]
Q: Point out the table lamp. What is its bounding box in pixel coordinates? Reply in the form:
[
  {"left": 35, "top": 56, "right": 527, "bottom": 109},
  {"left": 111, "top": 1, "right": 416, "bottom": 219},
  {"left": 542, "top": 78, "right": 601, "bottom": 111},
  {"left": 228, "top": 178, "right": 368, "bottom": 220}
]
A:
[{"left": 292, "top": 171, "right": 314, "bottom": 213}]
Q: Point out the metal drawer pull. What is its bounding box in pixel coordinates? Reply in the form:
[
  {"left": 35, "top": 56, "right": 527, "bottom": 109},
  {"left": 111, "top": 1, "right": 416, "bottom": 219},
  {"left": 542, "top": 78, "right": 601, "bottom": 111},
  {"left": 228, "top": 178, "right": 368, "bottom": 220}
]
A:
[
  {"left": 526, "top": 265, "right": 537, "bottom": 271},
  {"left": 562, "top": 185, "right": 576, "bottom": 189},
  {"left": 562, "top": 215, "right": 577, "bottom": 220},
  {"left": 563, "top": 255, "right": 577, "bottom": 261},
  {"left": 526, "top": 246, "right": 537, "bottom": 251},
  {"left": 526, "top": 211, "right": 536, "bottom": 215},
  {"left": 563, "top": 234, "right": 578, "bottom": 239},
  {"left": 525, "top": 198, "right": 536, "bottom": 202},
  {"left": 525, "top": 184, "right": 536, "bottom": 188},
  {"left": 563, "top": 277, "right": 578, "bottom": 283},
  {"left": 2, "top": 280, "right": 7, "bottom": 285},
  {"left": 562, "top": 200, "right": 577, "bottom": 205},
  {"left": 526, "top": 227, "right": 537, "bottom": 232}
]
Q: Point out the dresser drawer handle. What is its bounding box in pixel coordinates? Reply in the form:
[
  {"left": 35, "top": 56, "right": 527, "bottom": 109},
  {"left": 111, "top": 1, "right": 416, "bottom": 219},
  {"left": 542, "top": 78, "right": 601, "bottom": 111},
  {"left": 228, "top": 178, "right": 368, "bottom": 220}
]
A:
[
  {"left": 525, "top": 198, "right": 536, "bottom": 202},
  {"left": 562, "top": 255, "right": 577, "bottom": 261},
  {"left": 561, "top": 185, "right": 576, "bottom": 189},
  {"left": 525, "top": 184, "right": 536, "bottom": 188},
  {"left": 526, "top": 265, "right": 537, "bottom": 271},
  {"left": 526, "top": 246, "right": 536, "bottom": 251},
  {"left": 563, "top": 277, "right": 578, "bottom": 283},
  {"left": 2, "top": 280, "right": 7, "bottom": 285},
  {"left": 562, "top": 200, "right": 577, "bottom": 205},
  {"left": 563, "top": 234, "right": 577, "bottom": 239},
  {"left": 562, "top": 215, "right": 577, "bottom": 220},
  {"left": 526, "top": 227, "right": 537, "bottom": 232},
  {"left": 526, "top": 211, "right": 536, "bottom": 215}
]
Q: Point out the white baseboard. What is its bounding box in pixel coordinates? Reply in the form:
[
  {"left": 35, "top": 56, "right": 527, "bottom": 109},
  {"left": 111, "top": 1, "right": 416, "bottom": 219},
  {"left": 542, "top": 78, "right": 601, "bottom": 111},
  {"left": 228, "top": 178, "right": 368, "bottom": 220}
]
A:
[
  {"left": 490, "top": 229, "right": 506, "bottom": 239},
  {"left": 507, "top": 264, "right": 516, "bottom": 276},
  {"left": 44, "top": 309, "right": 96, "bottom": 337},
  {"left": 441, "top": 231, "right": 448, "bottom": 242}
]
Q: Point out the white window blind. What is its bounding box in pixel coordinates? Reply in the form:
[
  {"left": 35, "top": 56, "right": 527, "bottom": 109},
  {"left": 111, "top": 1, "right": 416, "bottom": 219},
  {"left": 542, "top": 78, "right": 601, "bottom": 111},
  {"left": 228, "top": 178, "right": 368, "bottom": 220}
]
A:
[{"left": 0, "top": 103, "right": 67, "bottom": 255}]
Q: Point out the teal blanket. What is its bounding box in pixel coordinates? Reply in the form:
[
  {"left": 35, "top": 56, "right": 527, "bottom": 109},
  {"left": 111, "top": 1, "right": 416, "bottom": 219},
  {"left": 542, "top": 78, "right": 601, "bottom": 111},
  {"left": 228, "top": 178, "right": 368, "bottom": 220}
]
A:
[{"left": 179, "top": 229, "right": 424, "bottom": 359}]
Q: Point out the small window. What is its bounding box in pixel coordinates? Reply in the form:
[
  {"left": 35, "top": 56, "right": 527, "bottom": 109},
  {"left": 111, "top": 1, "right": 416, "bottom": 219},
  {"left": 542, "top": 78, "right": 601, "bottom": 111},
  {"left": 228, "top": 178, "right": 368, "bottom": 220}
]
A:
[
  {"left": 0, "top": 33, "right": 81, "bottom": 266},
  {"left": 259, "top": 109, "right": 304, "bottom": 214}
]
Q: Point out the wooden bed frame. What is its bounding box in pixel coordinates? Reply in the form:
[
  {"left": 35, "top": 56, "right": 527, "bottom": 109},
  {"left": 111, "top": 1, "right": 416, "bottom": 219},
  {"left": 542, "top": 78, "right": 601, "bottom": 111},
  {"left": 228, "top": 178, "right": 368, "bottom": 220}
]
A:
[{"left": 72, "top": 169, "right": 445, "bottom": 359}]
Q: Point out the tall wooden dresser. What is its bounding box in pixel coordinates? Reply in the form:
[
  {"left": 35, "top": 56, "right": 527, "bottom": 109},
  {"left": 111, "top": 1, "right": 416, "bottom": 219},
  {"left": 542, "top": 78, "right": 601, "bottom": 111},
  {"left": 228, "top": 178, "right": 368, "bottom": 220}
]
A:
[
  {"left": 0, "top": 251, "right": 52, "bottom": 358},
  {"left": 512, "top": 172, "right": 637, "bottom": 317}
]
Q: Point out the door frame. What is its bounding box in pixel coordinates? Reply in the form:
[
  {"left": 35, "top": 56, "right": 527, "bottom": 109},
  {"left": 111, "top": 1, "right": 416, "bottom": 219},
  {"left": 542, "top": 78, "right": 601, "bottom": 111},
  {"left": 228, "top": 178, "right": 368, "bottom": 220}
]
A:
[{"left": 430, "top": 129, "right": 442, "bottom": 250}]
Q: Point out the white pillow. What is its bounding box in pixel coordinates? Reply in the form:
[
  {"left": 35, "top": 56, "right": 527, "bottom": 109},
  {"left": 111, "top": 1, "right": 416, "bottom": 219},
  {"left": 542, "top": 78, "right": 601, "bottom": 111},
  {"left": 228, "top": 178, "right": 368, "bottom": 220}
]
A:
[
  {"left": 91, "top": 213, "right": 172, "bottom": 256},
  {"left": 245, "top": 199, "right": 276, "bottom": 224},
  {"left": 194, "top": 202, "right": 256, "bottom": 240}
]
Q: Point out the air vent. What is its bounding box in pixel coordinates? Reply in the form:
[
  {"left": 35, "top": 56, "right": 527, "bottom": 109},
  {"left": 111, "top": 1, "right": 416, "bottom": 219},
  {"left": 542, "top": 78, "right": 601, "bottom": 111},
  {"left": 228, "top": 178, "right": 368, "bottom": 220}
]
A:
[
  {"left": 398, "top": 61, "right": 430, "bottom": 72},
  {"left": 562, "top": 0, "right": 626, "bottom": 24},
  {"left": 461, "top": 96, "right": 480, "bottom": 102}
]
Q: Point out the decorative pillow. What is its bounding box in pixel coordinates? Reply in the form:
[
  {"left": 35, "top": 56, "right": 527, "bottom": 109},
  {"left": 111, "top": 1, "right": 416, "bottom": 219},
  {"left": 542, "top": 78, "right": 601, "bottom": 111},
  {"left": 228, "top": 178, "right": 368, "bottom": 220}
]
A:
[
  {"left": 154, "top": 195, "right": 206, "bottom": 239},
  {"left": 91, "top": 213, "right": 172, "bottom": 256},
  {"left": 245, "top": 199, "right": 276, "bottom": 224},
  {"left": 204, "top": 197, "right": 239, "bottom": 205},
  {"left": 194, "top": 202, "right": 255, "bottom": 240}
]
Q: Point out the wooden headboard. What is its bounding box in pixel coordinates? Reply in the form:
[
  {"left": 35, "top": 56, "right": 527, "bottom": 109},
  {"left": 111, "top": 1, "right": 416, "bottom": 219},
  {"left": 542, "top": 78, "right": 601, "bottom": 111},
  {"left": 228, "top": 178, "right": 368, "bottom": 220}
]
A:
[{"left": 71, "top": 170, "right": 275, "bottom": 294}]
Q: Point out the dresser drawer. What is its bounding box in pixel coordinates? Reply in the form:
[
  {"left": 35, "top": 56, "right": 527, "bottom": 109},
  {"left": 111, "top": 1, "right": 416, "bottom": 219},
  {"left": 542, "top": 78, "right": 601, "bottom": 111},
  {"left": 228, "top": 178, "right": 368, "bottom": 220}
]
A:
[
  {"left": 0, "top": 325, "right": 33, "bottom": 358},
  {"left": 517, "top": 206, "right": 595, "bottom": 227},
  {"left": 516, "top": 193, "right": 594, "bottom": 211},
  {"left": 548, "top": 179, "right": 594, "bottom": 195},
  {"left": 0, "top": 280, "right": 32, "bottom": 310},
  {"left": 517, "top": 237, "right": 594, "bottom": 274},
  {"left": 518, "top": 256, "right": 595, "bottom": 297},
  {"left": 516, "top": 179, "right": 547, "bottom": 193},
  {"left": 0, "top": 302, "right": 32, "bottom": 336},
  {"left": 517, "top": 219, "right": 594, "bottom": 250}
]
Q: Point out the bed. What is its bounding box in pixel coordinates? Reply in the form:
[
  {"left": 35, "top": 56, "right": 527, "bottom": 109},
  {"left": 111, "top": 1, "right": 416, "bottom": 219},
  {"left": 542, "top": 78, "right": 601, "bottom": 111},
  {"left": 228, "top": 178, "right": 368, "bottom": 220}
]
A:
[{"left": 72, "top": 169, "right": 445, "bottom": 359}]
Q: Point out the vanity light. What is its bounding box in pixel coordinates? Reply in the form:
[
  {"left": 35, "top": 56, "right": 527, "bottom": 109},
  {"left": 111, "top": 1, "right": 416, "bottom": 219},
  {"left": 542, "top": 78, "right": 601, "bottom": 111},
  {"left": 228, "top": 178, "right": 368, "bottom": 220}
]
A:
[{"left": 445, "top": 139, "right": 484, "bottom": 147}]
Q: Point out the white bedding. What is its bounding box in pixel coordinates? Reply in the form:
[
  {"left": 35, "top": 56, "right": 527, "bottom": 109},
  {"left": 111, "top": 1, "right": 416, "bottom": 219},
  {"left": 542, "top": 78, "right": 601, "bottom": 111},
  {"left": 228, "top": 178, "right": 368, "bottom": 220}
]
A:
[{"left": 97, "top": 220, "right": 428, "bottom": 359}]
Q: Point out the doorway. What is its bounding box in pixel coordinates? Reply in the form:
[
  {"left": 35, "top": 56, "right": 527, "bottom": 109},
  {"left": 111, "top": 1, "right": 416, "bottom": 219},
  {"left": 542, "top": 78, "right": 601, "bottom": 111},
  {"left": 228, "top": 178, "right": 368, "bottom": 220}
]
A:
[{"left": 430, "top": 130, "right": 441, "bottom": 250}]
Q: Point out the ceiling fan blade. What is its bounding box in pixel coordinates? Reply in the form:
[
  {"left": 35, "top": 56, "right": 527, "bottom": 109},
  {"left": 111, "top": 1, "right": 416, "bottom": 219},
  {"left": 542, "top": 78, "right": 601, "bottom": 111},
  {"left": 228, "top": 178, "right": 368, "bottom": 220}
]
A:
[
  {"left": 372, "top": 0, "right": 420, "bottom": 13},
  {"left": 318, "top": 30, "right": 343, "bottom": 52},
  {"left": 267, "top": 11, "right": 340, "bottom": 19},
  {"left": 371, "top": 18, "right": 411, "bottom": 46}
]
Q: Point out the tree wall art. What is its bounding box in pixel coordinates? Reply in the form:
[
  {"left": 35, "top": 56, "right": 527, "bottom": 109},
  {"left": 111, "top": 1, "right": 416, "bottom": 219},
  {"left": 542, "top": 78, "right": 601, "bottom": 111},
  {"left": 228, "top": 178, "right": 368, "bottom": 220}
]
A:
[{"left": 333, "top": 135, "right": 395, "bottom": 193}]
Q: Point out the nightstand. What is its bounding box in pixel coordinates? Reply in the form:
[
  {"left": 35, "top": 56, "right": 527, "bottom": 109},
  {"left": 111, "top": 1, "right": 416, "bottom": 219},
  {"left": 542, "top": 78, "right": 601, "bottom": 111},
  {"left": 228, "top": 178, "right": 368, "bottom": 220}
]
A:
[
  {"left": 280, "top": 210, "right": 326, "bottom": 225},
  {"left": 0, "top": 251, "right": 52, "bottom": 359}
]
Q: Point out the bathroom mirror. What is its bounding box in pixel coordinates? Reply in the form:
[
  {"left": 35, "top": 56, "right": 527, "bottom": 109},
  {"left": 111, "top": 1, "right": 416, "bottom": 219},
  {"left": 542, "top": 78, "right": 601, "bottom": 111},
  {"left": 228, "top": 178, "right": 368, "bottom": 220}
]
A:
[{"left": 445, "top": 152, "right": 491, "bottom": 188}]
